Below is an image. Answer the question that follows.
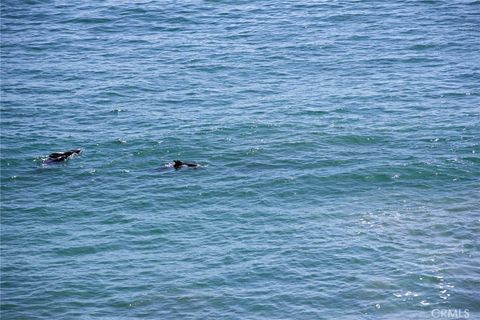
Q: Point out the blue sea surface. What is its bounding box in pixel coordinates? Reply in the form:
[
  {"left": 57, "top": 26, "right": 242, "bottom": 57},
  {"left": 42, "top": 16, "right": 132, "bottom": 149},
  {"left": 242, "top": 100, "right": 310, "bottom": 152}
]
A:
[{"left": 1, "top": 1, "right": 479, "bottom": 319}]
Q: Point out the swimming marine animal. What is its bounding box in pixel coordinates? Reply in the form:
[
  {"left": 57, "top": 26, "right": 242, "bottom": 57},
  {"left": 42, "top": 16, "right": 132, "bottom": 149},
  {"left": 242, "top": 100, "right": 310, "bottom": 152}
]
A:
[
  {"left": 172, "top": 160, "right": 199, "bottom": 170},
  {"left": 46, "top": 149, "right": 81, "bottom": 163}
]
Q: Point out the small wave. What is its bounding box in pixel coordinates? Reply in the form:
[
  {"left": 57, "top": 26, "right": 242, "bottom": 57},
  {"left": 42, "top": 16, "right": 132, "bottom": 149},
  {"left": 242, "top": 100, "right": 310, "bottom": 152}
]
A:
[
  {"left": 326, "top": 134, "right": 386, "bottom": 145},
  {"left": 63, "top": 17, "right": 114, "bottom": 24}
]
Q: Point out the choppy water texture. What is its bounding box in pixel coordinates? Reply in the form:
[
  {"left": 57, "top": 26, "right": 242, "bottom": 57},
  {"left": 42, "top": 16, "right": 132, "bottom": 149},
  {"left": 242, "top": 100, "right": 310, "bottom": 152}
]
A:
[{"left": 1, "top": 1, "right": 480, "bottom": 319}]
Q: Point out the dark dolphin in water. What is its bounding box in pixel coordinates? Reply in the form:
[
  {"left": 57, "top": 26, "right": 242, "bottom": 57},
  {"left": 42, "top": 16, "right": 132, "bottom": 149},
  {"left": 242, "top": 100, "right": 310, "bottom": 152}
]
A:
[
  {"left": 172, "top": 160, "right": 199, "bottom": 170},
  {"left": 154, "top": 160, "right": 201, "bottom": 172},
  {"left": 45, "top": 149, "right": 81, "bottom": 163}
]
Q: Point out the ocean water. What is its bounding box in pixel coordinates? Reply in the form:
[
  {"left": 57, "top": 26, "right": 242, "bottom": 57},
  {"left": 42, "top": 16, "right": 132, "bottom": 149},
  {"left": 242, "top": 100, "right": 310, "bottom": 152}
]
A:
[{"left": 1, "top": 0, "right": 479, "bottom": 319}]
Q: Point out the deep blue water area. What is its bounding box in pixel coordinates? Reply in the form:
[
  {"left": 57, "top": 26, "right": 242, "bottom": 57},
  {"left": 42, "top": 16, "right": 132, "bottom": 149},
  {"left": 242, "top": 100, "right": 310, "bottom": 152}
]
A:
[{"left": 1, "top": 1, "right": 479, "bottom": 319}]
